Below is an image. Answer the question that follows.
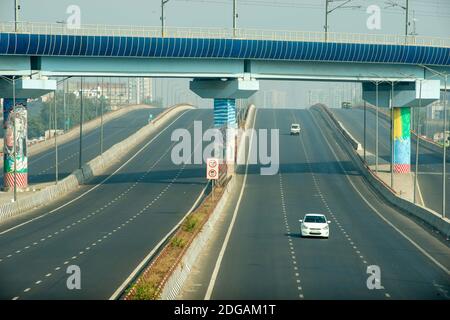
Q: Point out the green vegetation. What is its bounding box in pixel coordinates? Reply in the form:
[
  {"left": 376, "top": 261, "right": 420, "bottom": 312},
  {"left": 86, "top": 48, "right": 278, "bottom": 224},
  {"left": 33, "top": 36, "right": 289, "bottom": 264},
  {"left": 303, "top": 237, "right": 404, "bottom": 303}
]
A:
[
  {"left": 27, "top": 93, "right": 110, "bottom": 139},
  {"left": 182, "top": 215, "right": 198, "bottom": 232},
  {"left": 170, "top": 237, "right": 186, "bottom": 248}
]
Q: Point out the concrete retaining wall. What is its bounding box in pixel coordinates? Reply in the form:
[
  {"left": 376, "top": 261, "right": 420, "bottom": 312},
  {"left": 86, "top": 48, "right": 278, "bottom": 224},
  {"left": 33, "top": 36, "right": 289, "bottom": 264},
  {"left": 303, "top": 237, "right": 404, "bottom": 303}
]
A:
[
  {"left": 158, "top": 104, "right": 257, "bottom": 300},
  {"left": 0, "top": 104, "right": 194, "bottom": 225},
  {"left": 313, "top": 105, "right": 450, "bottom": 238}
]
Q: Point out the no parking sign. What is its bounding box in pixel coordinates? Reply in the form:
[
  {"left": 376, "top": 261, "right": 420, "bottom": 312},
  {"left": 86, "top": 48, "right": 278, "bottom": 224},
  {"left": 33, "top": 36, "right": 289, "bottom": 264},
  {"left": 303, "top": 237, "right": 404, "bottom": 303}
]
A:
[{"left": 206, "top": 158, "right": 219, "bottom": 180}]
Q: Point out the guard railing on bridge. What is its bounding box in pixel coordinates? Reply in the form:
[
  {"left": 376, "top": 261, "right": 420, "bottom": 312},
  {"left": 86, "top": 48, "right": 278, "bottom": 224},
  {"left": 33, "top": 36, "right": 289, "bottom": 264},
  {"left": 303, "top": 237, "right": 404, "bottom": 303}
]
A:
[{"left": 0, "top": 21, "right": 449, "bottom": 48}]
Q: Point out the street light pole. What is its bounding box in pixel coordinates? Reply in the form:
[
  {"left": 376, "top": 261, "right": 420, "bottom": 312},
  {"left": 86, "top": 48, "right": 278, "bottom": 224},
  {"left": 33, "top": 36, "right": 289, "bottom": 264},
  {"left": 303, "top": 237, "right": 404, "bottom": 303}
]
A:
[
  {"left": 414, "top": 80, "right": 422, "bottom": 204},
  {"left": 63, "top": 79, "right": 67, "bottom": 131},
  {"left": 101, "top": 77, "right": 104, "bottom": 156},
  {"left": 375, "top": 82, "right": 379, "bottom": 174},
  {"left": 364, "top": 100, "right": 367, "bottom": 163},
  {"left": 390, "top": 82, "right": 394, "bottom": 189},
  {"left": 79, "top": 77, "right": 84, "bottom": 169},
  {"left": 54, "top": 90, "right": 59, "bottom": 184},
  {"left": 443, "top": 75, "right": 448, "bottom": 218},
  {"left": 12, "top": 76, "right": 17, "bottom": 202}
]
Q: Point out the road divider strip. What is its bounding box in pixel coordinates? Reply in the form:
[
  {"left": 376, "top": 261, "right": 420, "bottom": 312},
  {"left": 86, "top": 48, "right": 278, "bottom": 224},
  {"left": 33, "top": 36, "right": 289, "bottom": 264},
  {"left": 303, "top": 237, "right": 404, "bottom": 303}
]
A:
[
  {"left": 312, "top": 104, "right": 450, "bottom": 239},
  {"left": 0, "top": 104, "right": 194, "bottom": 225}
]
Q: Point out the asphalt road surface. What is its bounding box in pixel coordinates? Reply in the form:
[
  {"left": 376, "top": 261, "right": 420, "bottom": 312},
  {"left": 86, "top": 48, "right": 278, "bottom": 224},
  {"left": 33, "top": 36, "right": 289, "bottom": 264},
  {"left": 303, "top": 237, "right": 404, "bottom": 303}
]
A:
[
  {"left": 183, "top": 108, "right": 450, "bottom": 300},
  {"left": 0, "top": 108, "right": 212, "bottom": 299},
  {"left": 1, "top": 107, "right": 164, "bottom": 185}
]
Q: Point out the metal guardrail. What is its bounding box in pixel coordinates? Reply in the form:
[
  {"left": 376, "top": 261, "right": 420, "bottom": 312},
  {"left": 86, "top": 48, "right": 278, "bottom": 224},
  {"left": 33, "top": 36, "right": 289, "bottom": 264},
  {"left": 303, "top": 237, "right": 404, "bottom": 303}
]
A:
[{"left": 0, "top": 21, "right": 449, "bottom": 48}]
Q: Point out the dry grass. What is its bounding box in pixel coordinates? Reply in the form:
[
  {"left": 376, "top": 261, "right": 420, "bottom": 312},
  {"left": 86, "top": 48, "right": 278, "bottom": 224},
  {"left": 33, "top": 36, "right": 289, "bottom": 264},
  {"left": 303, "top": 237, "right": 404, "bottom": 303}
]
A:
[{"left": 126, "top": 184, "right": 225, "bottom": 300}]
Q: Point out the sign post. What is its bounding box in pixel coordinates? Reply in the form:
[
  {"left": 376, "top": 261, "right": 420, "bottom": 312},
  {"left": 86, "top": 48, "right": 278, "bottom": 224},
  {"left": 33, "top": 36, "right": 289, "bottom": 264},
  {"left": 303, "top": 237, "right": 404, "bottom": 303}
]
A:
[{"left": 207, "top": 158, "right": 219, "bottom": 201}]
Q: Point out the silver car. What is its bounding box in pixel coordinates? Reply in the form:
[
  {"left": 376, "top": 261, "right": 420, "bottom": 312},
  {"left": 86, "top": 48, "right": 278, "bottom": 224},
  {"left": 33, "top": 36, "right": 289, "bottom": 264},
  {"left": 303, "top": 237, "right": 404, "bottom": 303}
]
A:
[{"left": 290, "top": 123, "right": 301, "bottom": 135}]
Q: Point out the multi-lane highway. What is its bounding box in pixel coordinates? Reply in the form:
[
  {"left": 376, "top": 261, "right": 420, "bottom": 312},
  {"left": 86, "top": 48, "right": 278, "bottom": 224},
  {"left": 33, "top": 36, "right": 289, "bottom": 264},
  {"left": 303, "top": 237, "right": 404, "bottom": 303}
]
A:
[
  {"left": 1, "top": 107, "right": 163, "bottom": 185},
  {"left": 331, "top": 108, "right": 449, "bottom": 214},
  {"left": 0, "top": 108, "right": 212, "bottom": 299},
  {"left": 180, "top": 108, "right": 450, "bottom": 300}
]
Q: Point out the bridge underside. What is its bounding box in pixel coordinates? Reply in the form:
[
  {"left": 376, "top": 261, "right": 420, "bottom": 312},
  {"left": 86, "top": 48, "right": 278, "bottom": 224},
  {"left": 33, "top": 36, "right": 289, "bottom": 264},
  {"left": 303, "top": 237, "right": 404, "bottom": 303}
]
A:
[{"left": 1, "top": 56, "right": 449, "bottom": 87}]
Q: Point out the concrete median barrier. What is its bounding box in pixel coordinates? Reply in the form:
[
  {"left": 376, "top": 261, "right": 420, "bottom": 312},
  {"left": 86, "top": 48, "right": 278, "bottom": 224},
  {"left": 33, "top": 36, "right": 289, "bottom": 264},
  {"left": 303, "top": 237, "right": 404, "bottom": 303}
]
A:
[
  {"left": 312, "top": 104, "right": 450, "bottom": 238},
  {"left": 0, "top": 104, "right": 194, "bottom": 225}
]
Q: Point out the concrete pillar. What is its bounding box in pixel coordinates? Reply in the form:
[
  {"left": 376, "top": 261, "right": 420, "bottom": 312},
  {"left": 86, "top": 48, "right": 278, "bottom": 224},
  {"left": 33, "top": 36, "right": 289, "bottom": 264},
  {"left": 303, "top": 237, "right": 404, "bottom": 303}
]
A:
[
  {"left": 393, "top": 106, "right": 411, "bottom": 173},
  {"left": 3, "top": 98, "right": 28, "bottom": 190},
  {"left": 214, "top": 98, "right": 237, "bottom": 175}
]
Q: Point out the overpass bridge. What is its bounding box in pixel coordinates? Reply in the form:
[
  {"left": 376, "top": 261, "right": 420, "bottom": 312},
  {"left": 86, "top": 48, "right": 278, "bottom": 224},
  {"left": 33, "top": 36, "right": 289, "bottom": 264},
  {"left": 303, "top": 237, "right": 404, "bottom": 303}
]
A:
[{"left": 0, "top": 21, "right": 449, "bottom": 83}]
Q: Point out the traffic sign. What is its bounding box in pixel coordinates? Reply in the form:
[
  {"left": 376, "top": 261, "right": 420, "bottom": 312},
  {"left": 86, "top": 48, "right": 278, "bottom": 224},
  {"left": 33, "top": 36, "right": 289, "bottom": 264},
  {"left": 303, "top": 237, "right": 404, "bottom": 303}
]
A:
[{"left": 206, "top": 158, "right": 219, "bottom": 180}]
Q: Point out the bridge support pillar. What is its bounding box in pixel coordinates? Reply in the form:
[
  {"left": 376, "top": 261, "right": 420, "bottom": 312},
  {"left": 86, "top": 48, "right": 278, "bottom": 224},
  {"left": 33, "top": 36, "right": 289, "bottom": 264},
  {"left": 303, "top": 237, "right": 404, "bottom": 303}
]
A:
[
  {"left": 214, "top": 98, "right": 237, "bottom": 177},
  {"left": 393, "top": 106, "right": 411, "bottom": 174},
  {"left": 0, "top": 77, "right": 56, "bottom": 191},
  {"left": 2, "top": 98, "right": 29, "bottom": 190},
  {"left": 190, "top": 77, "right": 258, "bottom": 178}
]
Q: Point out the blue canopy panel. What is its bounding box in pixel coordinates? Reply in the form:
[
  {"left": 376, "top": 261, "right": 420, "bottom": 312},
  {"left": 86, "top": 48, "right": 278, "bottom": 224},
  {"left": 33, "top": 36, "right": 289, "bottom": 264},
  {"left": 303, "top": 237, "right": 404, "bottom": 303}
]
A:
[{"left": 0, "top": 33, "right": 449, "bottom": 66}]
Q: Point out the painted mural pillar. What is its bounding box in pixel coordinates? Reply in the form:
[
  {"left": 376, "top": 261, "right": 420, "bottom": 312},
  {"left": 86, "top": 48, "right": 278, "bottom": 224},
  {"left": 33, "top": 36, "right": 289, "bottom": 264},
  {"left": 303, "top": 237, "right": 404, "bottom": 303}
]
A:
[
  {"left": 3, "top": 98, "right": 28, "bottom": 190},
  {"left": 214, "top": 98, "right": 237, "bottom": 175},
  {"left": 393, "top": 106, "right": 411, "bottom": 174}
]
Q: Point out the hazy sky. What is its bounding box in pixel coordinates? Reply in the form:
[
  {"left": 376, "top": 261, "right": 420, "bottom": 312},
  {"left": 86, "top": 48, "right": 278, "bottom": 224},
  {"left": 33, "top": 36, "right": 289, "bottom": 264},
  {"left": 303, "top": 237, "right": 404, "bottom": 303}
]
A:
[{"left": 1, "top": 0, "right": 449, "bottom": 37}]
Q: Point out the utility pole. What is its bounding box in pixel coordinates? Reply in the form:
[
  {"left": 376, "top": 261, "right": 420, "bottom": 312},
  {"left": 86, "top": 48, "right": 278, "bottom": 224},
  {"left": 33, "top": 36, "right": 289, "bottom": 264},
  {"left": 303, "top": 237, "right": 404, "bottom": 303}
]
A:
[
  {"left": 161, "top": 0, "right": 170, "bottom": 37},
  {"left": 14, "top": 0, "right": 20, "bottom": 32},
  {"left": 324, "top": 0, "right": 329, "bottom": 41},
  {"left": 405, "top": 0, "right": 409, "bottom": 38},
  {"left": 233, "top": 0, "right": 238, "bottom": 37},
  {"left": 324, "top": 0, "right": 361, "bottom": 42},
  {"left": 385, "top": 0, "right": 410, "bottom": 40}
]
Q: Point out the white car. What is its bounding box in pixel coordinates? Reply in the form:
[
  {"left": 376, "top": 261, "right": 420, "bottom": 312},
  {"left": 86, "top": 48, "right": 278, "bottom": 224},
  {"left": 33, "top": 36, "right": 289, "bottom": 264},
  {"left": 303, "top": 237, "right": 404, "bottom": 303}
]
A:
[
  {"left": 290, "top": 123, "right": 301, "bottom": 135},
  {"left": 299, "top": 213, "right": 331, "bottom": 238}
]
